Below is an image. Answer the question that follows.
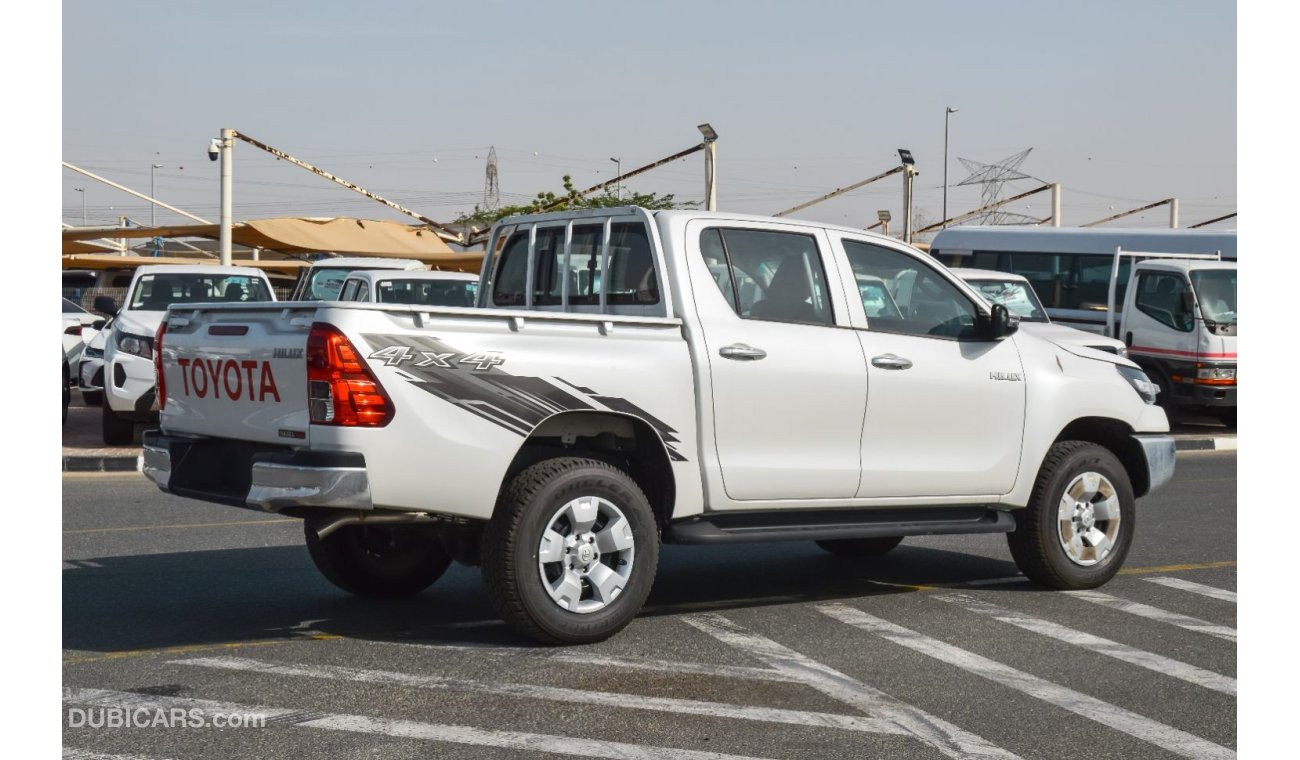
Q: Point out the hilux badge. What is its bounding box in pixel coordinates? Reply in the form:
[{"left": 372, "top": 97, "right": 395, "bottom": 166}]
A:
[{"left": 989, "top": 371, "right": 1023, "bottom": 381}]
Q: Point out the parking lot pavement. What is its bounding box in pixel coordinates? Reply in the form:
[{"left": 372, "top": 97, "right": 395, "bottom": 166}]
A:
[{"left": 63, "top": 451, "right": 1235, "bottom": 759}]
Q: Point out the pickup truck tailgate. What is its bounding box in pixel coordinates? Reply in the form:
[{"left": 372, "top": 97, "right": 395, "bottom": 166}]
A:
[{"left": 160, "top": 305, "right": 313, "bottom": 445}]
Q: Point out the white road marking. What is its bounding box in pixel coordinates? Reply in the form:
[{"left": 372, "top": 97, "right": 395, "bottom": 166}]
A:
[
  {"left": 818, "top": 603, "right": 1235, "bottom": 760},
  {"left": 177, "top": 655, "right": 901, "bottom": 736},
  {"left": 63, "top": 686, "right": 775, "bottom": 760},
  {"left": 933, "top": 593, "right": 1236, "bottom": 695},
  {"left": 64, "top": 751, "right": 176, "bottom": 760},
  {"left": 1064, "top": 590, "right": 1237, "bottom": 641},
  {"left": 1144, "top": 577, "right": 1237, "bottom": 603},
  {"left": 366, "top": 639, "right": 801, "bottom": 683},
  {"left": 683, "top": 613, "right": 1020, "bottom": 760}
]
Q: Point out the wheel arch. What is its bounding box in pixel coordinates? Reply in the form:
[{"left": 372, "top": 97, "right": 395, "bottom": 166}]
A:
[
  {"left": 500, "top": 410, "right": 677, "bottom": 530},
  {"left": 1052, "top": 416, "right": 1151, "bottom": 497}
]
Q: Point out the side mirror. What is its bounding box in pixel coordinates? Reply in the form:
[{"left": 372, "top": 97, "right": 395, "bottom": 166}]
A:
[
  {"left": 91, "top": 319, "right": 106, "bottom": 331},
  {"left": 92, "top": 295, "right": 118, "bottom": 317},
  {"left": 985, "top": 303, "right": 1019, "bottom": 339}
]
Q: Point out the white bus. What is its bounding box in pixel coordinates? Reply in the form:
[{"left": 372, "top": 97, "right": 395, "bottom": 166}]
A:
[{"left": 929, "top": 227, "right": 1236, "bottom": 333}]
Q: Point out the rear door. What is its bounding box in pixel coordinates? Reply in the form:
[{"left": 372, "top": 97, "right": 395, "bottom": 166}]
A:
[
  {"left": 833, "top": 237, "right": 1026, "bottom": 498},
  {"left": 160, "top": 305, "right": 314, "bottom": 445},
  {"left": 686, "top": 219, "right": 867, "bottom": 503}
]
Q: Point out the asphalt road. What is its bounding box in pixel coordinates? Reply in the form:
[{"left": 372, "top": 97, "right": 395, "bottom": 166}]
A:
[{"left": 63, "top": 451, "right": 1236, "bottom": 759}]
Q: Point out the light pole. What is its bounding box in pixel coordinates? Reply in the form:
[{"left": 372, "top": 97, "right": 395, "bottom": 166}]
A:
[
  {"left": 877, "top": 210, "right": 891, "bottom": 237},
  {"left": 609, "top": 157, "right": 622, "bottom": 201},
  {"left": 943, "top": 106, "right": 958, "bottom": 229},
  {"left": 74, "top": 187, "right": 86, "bottom": 225},
  {"left": 150, "top": 163, "right": 163, "bottom": 227},
  {"left": 698, "top": 123, "right": 718, "bottom": 211},
  {"left": 898, "top": 149, "right": 917, "bottom": 244},
  {"left": 210, "top": 129, "right": 234, "bottom": 266}
]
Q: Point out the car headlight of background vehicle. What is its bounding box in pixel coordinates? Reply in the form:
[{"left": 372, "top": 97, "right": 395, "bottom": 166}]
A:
[
  {"left": 82, "top": 345, "right": 104, "bottom": 360},
  {"left": 1196, "top": 366, "right": 1235, "bottom": 381},
  {"left": 1116, "top": 365, "right": 1159, "bottom": 405},
  {"left": 115, "top": 331, "right": 154, "bottom": 360}
]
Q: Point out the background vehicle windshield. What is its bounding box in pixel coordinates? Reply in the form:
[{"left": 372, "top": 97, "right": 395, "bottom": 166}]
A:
[
  {"left": 1190, "top": 269, "right": 1236, "bottom": 324},
  {"left": 128, "top": 274, "right": 272, "bottom": 310},
  {"left": 377, "top": 279, "right": 477, "bottom": 307},
  {"left": 967, "top": 279, "right": 1049, "bottom": 322},
  {"left": 63, "top": 297, "right": 90, "bottom": 314},
  {"left": 305, "top": 268, "right": 355, "bottom": 300}
]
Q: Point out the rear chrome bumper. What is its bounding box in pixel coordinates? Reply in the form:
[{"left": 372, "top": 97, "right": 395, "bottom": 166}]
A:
[
  {"left": 143, "top": 431, "right": 372, "bottom": 512},
  {"left": 1133, "top": 434, "right": 1177, "bottom": 495}
]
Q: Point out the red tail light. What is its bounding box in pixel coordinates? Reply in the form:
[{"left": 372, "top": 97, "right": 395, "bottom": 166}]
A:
[
  {"left": 154, "top": 321, "right": 168, "bottom": 409},
  {"left": 306, "top": 322, "right": 393, "bottom": 427}
]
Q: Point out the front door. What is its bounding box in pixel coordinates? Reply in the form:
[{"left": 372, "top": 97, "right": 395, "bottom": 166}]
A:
[{"left": 836, "top": 237, "right": 1027, "bottom": 498}]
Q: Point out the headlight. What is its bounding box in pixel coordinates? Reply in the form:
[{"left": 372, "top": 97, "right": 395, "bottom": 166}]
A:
[
  {"left": 83, "top": 346, "right": 103, "bottom": 360},
  {"left": 1196, "top": 366, "right": 1235, "bottom": 380},
  {"left": 1116, "top": 365, "right": 1159, "bottom": 405},
  {"left": 115, "top": 331, "right": 154, "bottom": 360}
]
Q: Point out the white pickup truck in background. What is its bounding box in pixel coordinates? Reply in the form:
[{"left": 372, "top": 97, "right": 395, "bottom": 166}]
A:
[
  {"left": 954, "top": 269, "right": 1129, "bottom": 356},
  {"left": 143, "top": 207, "right": 1175, "bottom": 644}
]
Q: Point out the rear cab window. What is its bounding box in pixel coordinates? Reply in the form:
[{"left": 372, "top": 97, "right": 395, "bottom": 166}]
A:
[{"left": 488, "top": 212, "right": 665, "bottom": 317}]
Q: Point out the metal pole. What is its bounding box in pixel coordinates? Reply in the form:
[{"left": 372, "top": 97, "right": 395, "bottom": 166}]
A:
[
  {"left": 1051, "top": 183, "right": 1062, "bottom": 227},
  {"left": 610, "top": 157, "right": 621, "bottom": 201},
  {"left": 150, "top": 164, "right": 163, "bottom": 227},
  {"left": 943, "top": 106, "right": 957, "bottom": 228},
  {"left": 704, "top": 140, "right": 717, "bottom": 211},
  {"left": 219, "top": 127, "right": 233, "bottom": 266},
  {"left": 881, "top": 219, "right": 890, "bottom": 236},
  {"left": 1169, "top": 198, "right": 1179, "bottom": 228},
  {"left": 774, "top": 165, "right": 903, "bottom": 217},
  {"left": 902, "top": 167, "right": 916, "bottom": 243},
  {"left": 61, "top": 162, "right": 210, "bottom": 223},
  {"left": 75, "top": 188, "right": 86, "bottom": 225}
]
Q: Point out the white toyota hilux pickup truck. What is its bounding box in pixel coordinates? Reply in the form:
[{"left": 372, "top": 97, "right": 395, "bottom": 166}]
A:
[{"left": 144, "top": 207, "right": 1174, "bottom": 644}]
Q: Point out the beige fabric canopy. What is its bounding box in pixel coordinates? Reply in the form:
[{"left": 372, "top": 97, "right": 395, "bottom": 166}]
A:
[
  {"left": 62, "top": 254, "right": 309, "bottom": 274},
  {"left": 62, "top": 217, "right": 479, "bottom": 269}
]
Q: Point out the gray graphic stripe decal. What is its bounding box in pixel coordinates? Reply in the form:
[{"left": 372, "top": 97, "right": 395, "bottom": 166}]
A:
[{"left": 362, "top": 334, "right": 687, "bottom": 462}]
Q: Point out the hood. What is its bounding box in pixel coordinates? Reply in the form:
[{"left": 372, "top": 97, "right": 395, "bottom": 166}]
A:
[
  {"left": 1016, "top": 323, "right": 1136, "bottom": 367},
  {"left": 114, "top": 309, "right": 166, "bottom": 338}
]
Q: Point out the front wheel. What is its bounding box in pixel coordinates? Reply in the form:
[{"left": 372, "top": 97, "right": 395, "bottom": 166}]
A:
[
  {"left": 304, "top": 522, "right": 451, "bottom": 598},
  {"left": 1217, "top": 408, "right": 1236, "bottom": 429},
  {"left": 1007, "top": 441, "right": 1135, "bottom": 589},
  {"left": 481, "top": 457, "right": 659, "bottom": 645}
]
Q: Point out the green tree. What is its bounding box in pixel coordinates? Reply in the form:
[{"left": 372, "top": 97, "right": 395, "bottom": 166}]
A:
[{"left": 454, "top": 174, "right": 695, "bottom": 230}]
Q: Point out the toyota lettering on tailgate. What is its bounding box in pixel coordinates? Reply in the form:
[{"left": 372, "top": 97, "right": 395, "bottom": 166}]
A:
[{"left": 175, "top": 357, "right": 282, "bottom": 402}]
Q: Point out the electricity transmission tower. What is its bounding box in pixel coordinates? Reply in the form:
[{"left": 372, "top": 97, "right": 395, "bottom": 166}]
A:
[
  {"left": 955, "top": 148, "right": 1041, "bottom": 225},
  {"left": 483, "top": 146, "right": 500, "bottom": 211}
]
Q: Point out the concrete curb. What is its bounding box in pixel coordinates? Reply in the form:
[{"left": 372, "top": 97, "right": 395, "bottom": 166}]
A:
[{"left": 1174, "top": 435, "right": 1237, "bottom": 452}]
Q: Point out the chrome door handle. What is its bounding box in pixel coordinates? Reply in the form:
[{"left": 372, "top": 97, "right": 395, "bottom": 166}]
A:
[
  {"left": 720, "top": 343, "right": 767, "bottom": 361},
  {"left": 871, "top": 353, "right": 913, "bottom": 370}
]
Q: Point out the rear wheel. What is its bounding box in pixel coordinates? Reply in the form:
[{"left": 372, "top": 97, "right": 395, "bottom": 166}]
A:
[
  {"left": 815, "top": 536, "right": 903, "bottom": 557},
  {"left": 101, "top": 402, "right": 135, "bottom": 445},
  {"left": 481, "top": 457, "right": 659, "bottom": 645},
  {"left": 1007, "top": 441, "right": 1135, "bottom": 589},
  {"left": 304, "top": 522, "right": 451, "bottom": 598}
]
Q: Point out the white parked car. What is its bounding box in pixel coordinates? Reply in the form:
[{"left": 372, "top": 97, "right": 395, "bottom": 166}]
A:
[
  {"left": 954, "top": 269, "right": 1128, "bottom": 357},
  {"left": 338, "top": 270, "right": 479, "bottom": 307},
  {"left": 62, "top": 297, "right": 102, "bottom": 363},
  {"left": 98, "top": 265, "right": 277, "bottom": 444},
  {"left": 289, "top": 257, "right": 428, "bottom": 301}
]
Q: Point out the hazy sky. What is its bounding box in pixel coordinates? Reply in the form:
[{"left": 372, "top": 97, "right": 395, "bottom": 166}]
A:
[{"left": 62, "top": 0, "right": 1236, "bottom": 234}]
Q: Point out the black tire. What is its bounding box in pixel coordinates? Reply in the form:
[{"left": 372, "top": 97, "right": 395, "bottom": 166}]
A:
[
  {"left": 1007, "top": 441, "right": 1135, "bottom": 589},
  {"left": 1217, "top": 408, "right": 1236, "bottom": 429},
  {"left": 304, "top": 521, "right": 451, "bottom": 598},
  {"left": 101, "top": 402, "right": 135, "bottom": 445},
  {"left": 81, "top": 389, "right": 103, "bottom": 406},
  {"left": 481, "top": 457, "right": 659, "bottom": 645},
  {"left": 815, "top": 536, "right": 903, "bottom": 557}
]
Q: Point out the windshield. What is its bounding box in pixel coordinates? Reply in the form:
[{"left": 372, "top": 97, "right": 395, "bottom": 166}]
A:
[
  {"left": 63, "top": 297, "right": 89, "bottom": 314},
  {"left": 304, "top": 268, "right": 358, "bottom": 300},
  {"left": 966, "top": 279, "right": 1049, "bottom": 322},
  {"left": 128, "top": 274, "right": 272, "bottom": 310},
  {"left": 376, "top": 279, "right": 478, "bottom": 307},
  {"left": 1190, "top": 269, "right": 1236, "bottom": 324}
]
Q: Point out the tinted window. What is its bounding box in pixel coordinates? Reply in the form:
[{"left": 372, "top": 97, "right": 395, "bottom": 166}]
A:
[
  {"left": 129, "top": 274, "right": 273, "bottom": 310},
  {"left": 339, "top": 279, "right": 360, "bottom": 301},
  {"left": 964, "top": 251, "right": 1131, "bottom": 311},
  {"left": 531, "top": 227, "right": 566, "bottom": 306},
  {"left": 843, "top": 239, "right": 978, "bottom": 338},
  {"left": 492, "top": 230, "right": 531, "bottom": 305},
  {"left": 377, "top": 279, "right": 477, "bottom": 307},
  {"left": 701, "top": 228, "right": 832, "bottom": 326},
  {"left": 355, "top": 281, "right": 370, "bottom": 303},
  {"left": 1135, "top": 272, "right": 1193, "bottom": 332},
  {"left": 606, "top": 223, "right": 658, "bottom": 305},
  {"left": 567, "top": 224, "right": 605, "bottom": 306}
]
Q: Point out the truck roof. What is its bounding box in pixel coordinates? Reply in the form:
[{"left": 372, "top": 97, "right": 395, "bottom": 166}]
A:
[
  {"left": 343, "top": 270, "right": 478, "bottom": 284},
  {"left": 308, "top": 257, "right": 427, "bottom": 270},
  {"left": 1134, "top": 259, "right": 1237, "bottom": 274},
  {"left": 130, "top": 264, "right": 268, "bottom": 277},
  {"left": 930, "top": 226, "right": 1236, "bottom": 259}
]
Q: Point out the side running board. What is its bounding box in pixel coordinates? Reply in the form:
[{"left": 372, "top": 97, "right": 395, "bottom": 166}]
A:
[{"left": 667, "top": 507, "right": 1015, "bottom": 545}]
